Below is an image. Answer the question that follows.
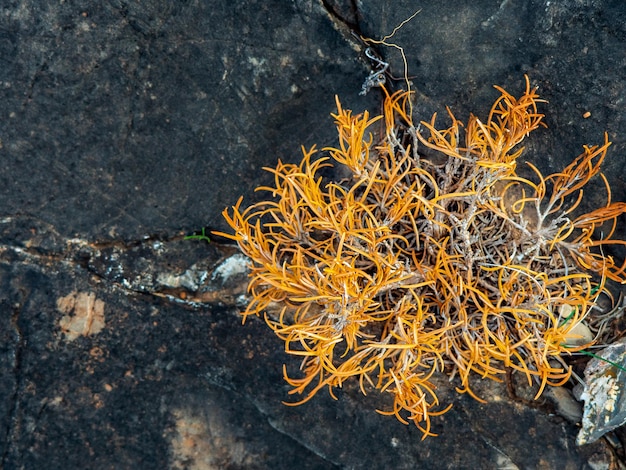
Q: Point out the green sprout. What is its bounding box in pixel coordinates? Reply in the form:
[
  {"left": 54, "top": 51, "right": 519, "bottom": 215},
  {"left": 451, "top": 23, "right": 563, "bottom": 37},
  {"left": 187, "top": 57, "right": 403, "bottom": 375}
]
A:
[{"left": 185, "top": 227, "right": 211, "bottom": 243}]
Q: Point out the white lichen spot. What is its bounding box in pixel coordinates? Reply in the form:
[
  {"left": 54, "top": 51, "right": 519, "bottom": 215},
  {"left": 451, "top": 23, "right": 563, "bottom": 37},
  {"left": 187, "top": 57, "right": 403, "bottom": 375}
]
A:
[
  {"left": 211, "top": 254, "right": 249, "bottom": 285},
  {"left": 157, "top": 264, "right": 208, "bottom": 291},
  {"left": 247, "top": 56, "right": 267, "bottom": 75}
]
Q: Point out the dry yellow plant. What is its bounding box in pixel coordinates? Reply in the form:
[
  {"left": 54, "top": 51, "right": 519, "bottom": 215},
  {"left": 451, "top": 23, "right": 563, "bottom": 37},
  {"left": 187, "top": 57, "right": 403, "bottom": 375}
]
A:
[{"left": 215, "top": 77, "right": 626, "bottom": 437}]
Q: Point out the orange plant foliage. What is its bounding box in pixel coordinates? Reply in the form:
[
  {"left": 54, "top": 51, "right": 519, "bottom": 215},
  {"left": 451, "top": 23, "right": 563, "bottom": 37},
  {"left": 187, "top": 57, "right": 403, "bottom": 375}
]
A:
[{"left": 215, "top": 77, "right": 626, "bottom": 437}]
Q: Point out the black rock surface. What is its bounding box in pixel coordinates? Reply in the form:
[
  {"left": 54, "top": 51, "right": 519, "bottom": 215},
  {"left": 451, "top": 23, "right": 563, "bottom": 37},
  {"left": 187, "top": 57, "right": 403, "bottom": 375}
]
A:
[{"left": 1, "top": 1, "right": 625, "bottom": 468}]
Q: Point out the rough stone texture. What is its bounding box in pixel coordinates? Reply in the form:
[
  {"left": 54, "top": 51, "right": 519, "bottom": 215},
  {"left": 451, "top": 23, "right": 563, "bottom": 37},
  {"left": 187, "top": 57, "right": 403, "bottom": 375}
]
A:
[{"left": 1, "top": 0, "right": 625, "bottom": 468}]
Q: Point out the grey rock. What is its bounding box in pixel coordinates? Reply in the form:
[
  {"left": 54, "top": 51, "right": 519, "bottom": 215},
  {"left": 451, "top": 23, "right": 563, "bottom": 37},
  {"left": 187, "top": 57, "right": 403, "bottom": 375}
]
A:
[{"left": 576, "top": 338, "right": 626, "bottom": 445}]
